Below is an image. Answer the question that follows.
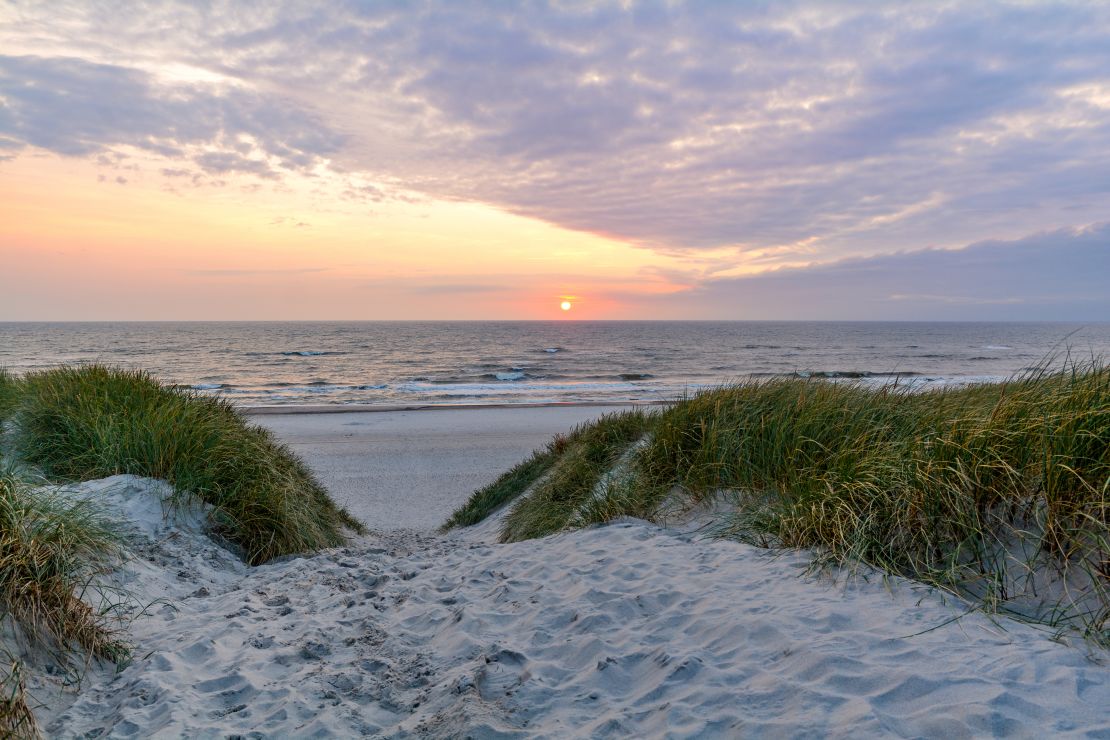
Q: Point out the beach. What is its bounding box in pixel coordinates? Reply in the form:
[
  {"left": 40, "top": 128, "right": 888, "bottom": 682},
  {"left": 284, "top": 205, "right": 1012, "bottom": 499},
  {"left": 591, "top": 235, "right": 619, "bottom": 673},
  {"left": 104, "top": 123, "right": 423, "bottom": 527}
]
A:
[
  {"left": 25, "top": 404, "right": 1110, "bottom": 737},
  {"left": 250, "top": 404, "right": 644, "bottom": 530},
  {"left": 7, "top": 0, "right": 1110, "bottom": 733}
]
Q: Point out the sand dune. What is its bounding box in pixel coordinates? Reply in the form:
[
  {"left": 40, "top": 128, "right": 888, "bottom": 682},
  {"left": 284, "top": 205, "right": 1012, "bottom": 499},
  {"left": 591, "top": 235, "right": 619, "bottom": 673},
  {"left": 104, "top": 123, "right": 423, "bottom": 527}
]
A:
[{"left": 36, "top": 475, "right": 1110, "bottom": 737}]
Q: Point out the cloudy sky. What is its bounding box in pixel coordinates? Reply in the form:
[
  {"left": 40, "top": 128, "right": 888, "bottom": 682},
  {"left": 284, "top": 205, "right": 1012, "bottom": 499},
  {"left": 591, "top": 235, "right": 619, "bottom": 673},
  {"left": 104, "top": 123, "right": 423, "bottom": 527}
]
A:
[{"left": 2, "top": 1, "right": 1108, "bottom": 320}]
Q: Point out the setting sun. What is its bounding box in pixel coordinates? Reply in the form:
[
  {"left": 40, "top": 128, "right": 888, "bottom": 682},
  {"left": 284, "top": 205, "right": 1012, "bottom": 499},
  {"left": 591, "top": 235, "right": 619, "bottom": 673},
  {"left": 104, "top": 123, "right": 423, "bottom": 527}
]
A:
[{"left": 560, "top": 301, "right": 572, "bottom": 311}]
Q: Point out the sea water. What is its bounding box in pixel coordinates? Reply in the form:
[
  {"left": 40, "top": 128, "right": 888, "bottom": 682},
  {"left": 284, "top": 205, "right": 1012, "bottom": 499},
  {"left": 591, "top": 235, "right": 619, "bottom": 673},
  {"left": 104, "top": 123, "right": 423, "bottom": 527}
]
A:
[{"left": 2, "top": 321, "right": 1108, "bottom": 407}]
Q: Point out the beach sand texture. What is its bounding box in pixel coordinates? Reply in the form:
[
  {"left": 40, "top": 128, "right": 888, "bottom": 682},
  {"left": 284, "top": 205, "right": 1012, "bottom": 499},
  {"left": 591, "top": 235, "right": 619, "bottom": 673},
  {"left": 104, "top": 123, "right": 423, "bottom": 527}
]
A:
[
  {"left": 252, "top": 405, "right": 636, "bottom": 530},
  {"left": 29, "top": 408, "right": 1110, "bottom": 737}
]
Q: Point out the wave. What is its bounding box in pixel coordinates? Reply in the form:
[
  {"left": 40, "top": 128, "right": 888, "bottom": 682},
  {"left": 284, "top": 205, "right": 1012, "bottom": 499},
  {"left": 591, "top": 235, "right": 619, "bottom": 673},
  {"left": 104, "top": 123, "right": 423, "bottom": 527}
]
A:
[
  {"left": 746, "top": 370, "right": 923, "bottom": 379},
  {"left": 418, "top": 371, "right": 658, "bottom": 384},
  {"left": 395, "top": 380, "right": 671, "bottom": 397},
  {"left": 191, "top": 383, "right": 224, "bottom": 390},
  {"left": 279, "top": 351, "right": 346, "bottom": 357},
  {"left": 795, "top": 370, "right": 922, "bottom": 379},
  {"left": 253, "top": 383, "right": 389, "bottom": 394}
]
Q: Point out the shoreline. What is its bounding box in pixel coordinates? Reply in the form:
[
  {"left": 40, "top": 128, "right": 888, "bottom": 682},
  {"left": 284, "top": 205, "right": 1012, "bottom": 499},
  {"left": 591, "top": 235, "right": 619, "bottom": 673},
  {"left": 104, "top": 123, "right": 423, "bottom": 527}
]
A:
[{"left": 242, "top": 399, "right": 671, "bottom": 416}]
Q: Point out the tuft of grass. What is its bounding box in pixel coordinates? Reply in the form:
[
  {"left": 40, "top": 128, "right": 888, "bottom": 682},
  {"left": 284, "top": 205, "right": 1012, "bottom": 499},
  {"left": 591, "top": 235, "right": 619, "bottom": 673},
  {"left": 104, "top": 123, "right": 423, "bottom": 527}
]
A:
[
  {"left": 453, "top": 361, "right": 1110, "bottom": 639},
  {"left": 0, "top": 467, "right": 125, "bottom": 665},
  {"left": 499, "top": 410, "right": 652, "bottom": 542},
  {"left": 441, "top": 444, "right": 560, "bottom": 531},
  {"left": 0, "top": 369, "right": 17, "bottom": 425},
  {"left": 0, "top": 655, "right": 39, "bottom": 740},
  {"left": 10, "top": 365, "right": 364, "bottom": 565}
]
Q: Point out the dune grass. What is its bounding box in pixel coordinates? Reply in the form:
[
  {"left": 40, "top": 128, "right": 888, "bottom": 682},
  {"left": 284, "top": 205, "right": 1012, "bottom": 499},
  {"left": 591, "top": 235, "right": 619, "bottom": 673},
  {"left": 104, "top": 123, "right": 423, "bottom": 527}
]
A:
[
  {"left": 448, "top": 362, "right": 1110, "bottom": 639},
  {"left": 500, "top": 410, "right": 652, "bottom": 542},
  {"left": 441, "top": 444, "right": 560, "bottom": 531},
  {"left": 0, "top": 466, "right": 128, "bottom": 739},
  {"left": 0, "top": 467, "right": 125, "bottom": 663},
  {"left": 446, "top": 410, "right": 652, "bottom": 541},
  {"left": 0, "top": 364, "right": 365, "bottom": 730},
  {"left": 8, "top": 365, "right": 364, "bottom": 565},
  {"left": 0, "top": 369, "right": 16, "bottom": 424},
  {"left": 1, "top": 654, "right": 38, "bottom": 740}
]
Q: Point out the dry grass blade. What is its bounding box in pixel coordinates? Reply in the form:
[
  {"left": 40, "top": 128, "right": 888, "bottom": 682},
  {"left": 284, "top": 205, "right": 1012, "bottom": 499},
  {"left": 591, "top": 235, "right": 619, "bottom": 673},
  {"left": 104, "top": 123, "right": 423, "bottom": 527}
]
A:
[
  {"left": 0, "top": 656, "right": 39, "bottom": 740},
  {"left": 0, "top": 469, "right": 125, "bottom": 664}
]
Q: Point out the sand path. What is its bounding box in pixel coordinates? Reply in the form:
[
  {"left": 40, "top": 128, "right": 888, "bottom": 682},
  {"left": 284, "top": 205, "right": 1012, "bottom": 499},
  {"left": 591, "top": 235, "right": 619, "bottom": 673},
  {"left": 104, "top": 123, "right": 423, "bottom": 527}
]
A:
[{"left": 42, "top": 475, "right": 1110, "bottom": 738}]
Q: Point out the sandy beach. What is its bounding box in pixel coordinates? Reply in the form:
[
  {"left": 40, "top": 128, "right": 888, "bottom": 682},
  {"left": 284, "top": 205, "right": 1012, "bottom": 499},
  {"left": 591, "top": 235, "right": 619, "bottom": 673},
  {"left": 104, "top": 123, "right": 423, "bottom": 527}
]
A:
[
  {"left": 9, "top": 0, "right": 1110, "bottom": 734},
  {"left": 251, "top": 404, "right": 640, "bottom": 530},
  {"left": 18, "top": 405, "right": 1106, "bottom": 737}
]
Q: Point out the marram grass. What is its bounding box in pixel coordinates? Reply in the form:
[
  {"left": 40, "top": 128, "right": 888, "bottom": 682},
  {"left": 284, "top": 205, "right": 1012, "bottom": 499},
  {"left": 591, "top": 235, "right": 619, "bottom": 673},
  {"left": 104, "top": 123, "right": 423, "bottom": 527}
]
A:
[
  {"left": 0, "top": 467, "right": 126, "bottom": 738},
  {"left": 10, "top": 365, "right": 364, "bottom": 565},
  {"left": 499, "top": 410, "right": 651, "bottom": 542},
  {"left": 448, "top": 361, "right": 1110, "bottom": 640},
  {"left": 0, "top": 368, "right": 16, "bottom": 424},
  {"left": 1, "top": 654, "right": 38, "bottom": 740},
  {"left": 440, "top": 444, "right": 560, "bottom": 530},
  {"left": 0, "top": 468, "right": 125, "bottom": 662}
]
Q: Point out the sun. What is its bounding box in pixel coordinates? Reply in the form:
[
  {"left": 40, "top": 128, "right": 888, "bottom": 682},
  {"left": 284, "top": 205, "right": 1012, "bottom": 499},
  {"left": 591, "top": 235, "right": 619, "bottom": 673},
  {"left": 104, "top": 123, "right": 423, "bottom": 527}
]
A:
[{"left": 560, "top": 300, "right": 572, "bottom": 311}]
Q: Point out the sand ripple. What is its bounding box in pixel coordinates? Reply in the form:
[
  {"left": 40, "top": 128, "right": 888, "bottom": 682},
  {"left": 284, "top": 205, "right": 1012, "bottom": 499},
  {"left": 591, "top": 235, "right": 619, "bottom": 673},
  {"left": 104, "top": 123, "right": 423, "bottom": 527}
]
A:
[{"left": 40, "top": 476, "right": 1110, "bottom": 738}]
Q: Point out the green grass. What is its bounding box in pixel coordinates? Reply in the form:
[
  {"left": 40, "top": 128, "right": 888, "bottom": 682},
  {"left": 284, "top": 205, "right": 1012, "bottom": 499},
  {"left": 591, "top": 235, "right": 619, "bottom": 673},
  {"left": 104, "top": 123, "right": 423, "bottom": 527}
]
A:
[
  {"left": 448, "top": 362, "right": 1110, "bottom": 639},
  {"left": 0, "top": 369, "right": 17, "bottom": 424},
  {"left": 441, "top": 444, "right": 560, "bottom": 530},
  {"left": 8, "top": 365, "right": 364, "bottom": 565},
  {"left": 445, "top": 410, "right": 652, "bottom": 542}
]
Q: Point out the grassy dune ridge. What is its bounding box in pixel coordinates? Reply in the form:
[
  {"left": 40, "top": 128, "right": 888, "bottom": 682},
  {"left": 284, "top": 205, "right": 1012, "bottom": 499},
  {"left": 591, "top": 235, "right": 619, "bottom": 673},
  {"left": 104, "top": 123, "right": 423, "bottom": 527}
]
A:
[
  {"left": 449, "top": 362, "right": 1110, "bottom": 639},
  {"left": 442, "top": 409, "right": 653, "bottom": 536},
  {"left": 0, "top": 363, "right": 365, "bottom": 735},
  {"left": 11, "top": 365, "right": 364, "bottom": 565}
]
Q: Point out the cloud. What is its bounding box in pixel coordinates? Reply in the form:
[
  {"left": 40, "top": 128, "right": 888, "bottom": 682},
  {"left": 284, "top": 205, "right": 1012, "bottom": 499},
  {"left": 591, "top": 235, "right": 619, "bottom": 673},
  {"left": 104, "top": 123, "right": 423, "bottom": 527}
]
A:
[
  {"left": 406, "top": 283, "right": 510, "bottom": 295},
  {"left": 182, "top": 267, "right": 327, "bottom": 277},
  {"left": 648, "top": 223, "right": 1110, "bottom": 320},
  {"left": 0, "top": 54, "right": 342, "bottom": 179},
  {"left": 194, "top": 151, "right": 277, "bottom": 179},
  {"left": 3, "top": 2, "right": 1110, "bottom": 265}
]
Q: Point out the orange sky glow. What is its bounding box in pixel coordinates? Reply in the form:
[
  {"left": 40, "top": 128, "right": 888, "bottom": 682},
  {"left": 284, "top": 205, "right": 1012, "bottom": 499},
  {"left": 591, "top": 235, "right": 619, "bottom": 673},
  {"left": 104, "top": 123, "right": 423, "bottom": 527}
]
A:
[
  {"left": 2, "top": 3, "right": 1109, "bottom": 321},
  {"left": 2, "top": 150, "right": 695, "bottom": 320}
]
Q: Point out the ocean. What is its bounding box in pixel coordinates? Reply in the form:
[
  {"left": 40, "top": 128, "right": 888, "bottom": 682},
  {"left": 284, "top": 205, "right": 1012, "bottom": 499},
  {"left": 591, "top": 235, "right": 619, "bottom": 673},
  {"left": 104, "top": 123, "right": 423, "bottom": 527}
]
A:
[{"left": 2, "top": 321, "right": 1108, "bottom": 407}]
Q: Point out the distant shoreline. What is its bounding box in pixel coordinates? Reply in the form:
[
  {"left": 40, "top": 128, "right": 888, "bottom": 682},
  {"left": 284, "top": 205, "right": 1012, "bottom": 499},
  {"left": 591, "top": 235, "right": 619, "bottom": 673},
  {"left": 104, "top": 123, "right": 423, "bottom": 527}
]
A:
[{"left": 242, "top": 399, "right": 672, "bottom": 415}]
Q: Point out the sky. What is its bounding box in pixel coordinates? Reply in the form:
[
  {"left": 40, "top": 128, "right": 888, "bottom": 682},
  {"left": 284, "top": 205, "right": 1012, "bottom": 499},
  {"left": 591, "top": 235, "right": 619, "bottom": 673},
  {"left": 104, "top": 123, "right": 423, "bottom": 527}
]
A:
[{"left": 1, "top": 1, "right": 1109, "bottom": 321}]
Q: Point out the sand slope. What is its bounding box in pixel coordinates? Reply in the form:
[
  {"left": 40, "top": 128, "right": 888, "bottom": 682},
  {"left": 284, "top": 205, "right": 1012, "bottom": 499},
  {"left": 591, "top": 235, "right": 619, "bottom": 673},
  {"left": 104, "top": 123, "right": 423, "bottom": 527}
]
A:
[{"left": 37, "top": 476, "right": 1110, "bottom": 737}]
